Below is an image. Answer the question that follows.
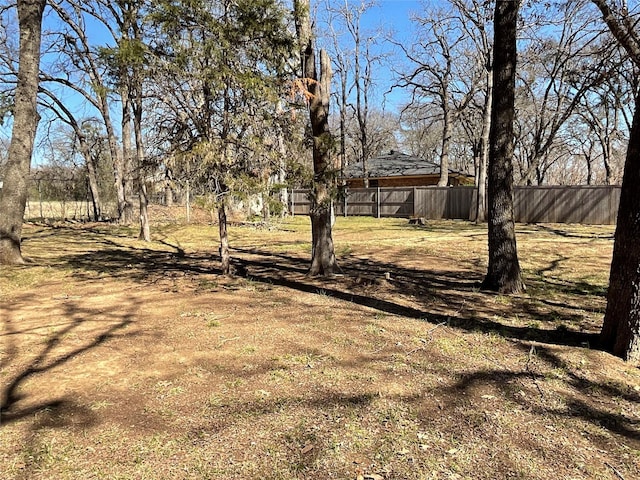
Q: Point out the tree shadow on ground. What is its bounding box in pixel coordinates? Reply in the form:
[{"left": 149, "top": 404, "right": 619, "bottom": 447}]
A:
[
  {"left": 48, "top": 225, "right": 603, "bottom": 349},
  {"left": 1, "top": 292, "right": 140, "bottom": 426},
  {"left": 1, "top": 285, "right": 145, "bottom": 478},
  {"left": 231, "top": 246, "right": 600, "bottom": 348},
  {"left": 41, "top": 224, "right": 604, "bottom": 350},
  {"left": 10, "top": 225, "right": 635, "bottom": 478},
  {"left": 445, "top": 342, "right": 640, "bottom": 443},
  {"left": 536, "top": 224, "right": 615, "bottom": 240}
]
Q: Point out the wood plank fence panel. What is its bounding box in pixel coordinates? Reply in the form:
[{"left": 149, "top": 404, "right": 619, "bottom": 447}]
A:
[
  {"left": 514, "top": 187, "right": 554, "bottom": 223},
  {"left": 415, "top": 188, "right": 447, "bottom": 219},
  {"left": 290, "top": 189, "right": 310, "bottom": 215},
  {"left": 445, "top": 186, "right": 475, "bottom": 219},
  {"left": 346, "top": 189, "right": 376, "bottom": 216},
  {"left": 379, "top": 188, "right": 413, "bottom": 217},
  {"left": 513, "top": 186, "right": 619, "bottom": 224},
  {"left": 291, "top": 186, "right": 620, "bottom": 225}
]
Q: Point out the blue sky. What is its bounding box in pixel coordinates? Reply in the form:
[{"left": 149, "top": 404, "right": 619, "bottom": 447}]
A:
[
  {"left": 371, "top": 0, "right": 423, "bottom": 28},
  {"left": 318, "top": 0, "right": 427, "bottom": 112}
]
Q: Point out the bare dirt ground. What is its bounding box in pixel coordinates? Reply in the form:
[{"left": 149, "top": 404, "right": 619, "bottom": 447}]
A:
[{"left": 1, "top": 210, "right": 639, "bottom": 479}]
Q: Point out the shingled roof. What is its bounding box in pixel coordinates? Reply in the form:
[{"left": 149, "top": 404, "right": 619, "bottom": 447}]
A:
[{"left": 344, "top": 150, "right": 471, "bottom": 180}]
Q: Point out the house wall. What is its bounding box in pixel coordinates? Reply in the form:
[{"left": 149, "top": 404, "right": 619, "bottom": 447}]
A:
[{"left": 345, "top": 175, "right": 468, "bottom": 188}]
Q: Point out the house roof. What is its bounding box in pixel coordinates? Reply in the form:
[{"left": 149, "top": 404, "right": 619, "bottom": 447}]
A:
[{"left": 344, "top": 150, "right": 472, "bottom": 179}]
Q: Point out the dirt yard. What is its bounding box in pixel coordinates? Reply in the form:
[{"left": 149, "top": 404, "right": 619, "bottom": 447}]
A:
[{"left": 1, "top": 212, "right": 638, "bottom": 479}]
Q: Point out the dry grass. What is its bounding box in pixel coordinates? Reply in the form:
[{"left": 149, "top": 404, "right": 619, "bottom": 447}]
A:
[{"left": 1, "top": 212, "right": 638, "bottom": 480}]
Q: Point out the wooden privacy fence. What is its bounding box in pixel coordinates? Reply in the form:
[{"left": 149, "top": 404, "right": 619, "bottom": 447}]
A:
[
  {"left": 289, "top": 185, "right": 621, "bottom": 225},
  {"left": 513, "top": 186, "right": 620, "bottom": 224}
]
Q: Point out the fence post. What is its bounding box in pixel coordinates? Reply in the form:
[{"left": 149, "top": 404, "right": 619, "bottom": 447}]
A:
[
  {"left": 413, "top": 187, "right": 417, "bottom": 217},
  {"left": 377, "top": 187, "right": 381, "bottom": 219},
  {"left": 344, "top": 189, "right": 348, "bottom": 217},
  {"left": 186, "top": 179, "right": 191, "bottom": 223},
  {"left": 291, "top": 189, "right": 295, "bottom": 216}
]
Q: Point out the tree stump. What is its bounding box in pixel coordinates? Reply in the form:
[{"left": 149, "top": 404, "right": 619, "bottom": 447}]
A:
[{"left": 409, "top": 217, "right": 426, "bottom": 225}]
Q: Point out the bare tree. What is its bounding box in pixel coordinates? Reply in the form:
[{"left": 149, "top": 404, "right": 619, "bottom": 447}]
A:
[
  {"left": 324, "top": 2, "right": 351, "bottom": 179},
  {"left": 38, "top": 87, "right": 104, "bottom": 220},
  {"left": 573, "top": 45, "right": 633, "bottom": 185},
  {"left": 450, "top": 0, "right": 493, "bottom": 222},
  {"left": 399, "top": 109, "right": 442, "bottom": 162},
  {"left": 481, "top": 0, "right": 525, "bottom": 294},
  {"left": 396, "top": 5, "right": 478, "bottom": 187},
  {"left": 0, "top": 0, "right": 46, "bottom": 264},
  {"left": 112, "top": 0, "right": 150, "bottom": 240},
  {"left": 514, "top": 0, "right": 605, "bottom": 185},
  {"left": 47, "top": 0, "right": 132, "bottom": 224},
  {"left": 323, "top": 0, "right": 385, "bottom": 185}
]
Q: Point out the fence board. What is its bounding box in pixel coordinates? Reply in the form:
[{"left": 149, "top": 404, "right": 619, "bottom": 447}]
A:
[
  {"left": 379, "top": 188, "right": 413, "bottom": 217},
  {"left": 513, "top": 186, "right": 619, "bottom": 224},
  {"left": 445, "top": 186, "right": 475, "bottom": 219},
  {"left": 416, "top": 188, "right": 447, "bottom": 219}
]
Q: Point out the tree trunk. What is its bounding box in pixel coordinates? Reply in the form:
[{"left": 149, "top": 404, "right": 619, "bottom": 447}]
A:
[
  {"left": 294, "top": 0, "right": 338, "bottom": 276},
  {"left": 133, "top": 74, "right": 150, "bottom": 241},
  {"left": 121, "top": 87, "right": 135, "bottom": 224},
  {"left": 308, "top": 50, "right": 338, "bottom": 275},
  {"left": 138, "top": 182, "right": 150, "bottom": 241},
  {"left": 339, "top": 54, "right": 348, "bottom": 182},
  {"left": 0, "top": 0, "right": 46, "bottom": 265},
  {"left": 476, "top": 65, "right": 492, "bottom": 223},
  {"left": 218, "top": 199, "right": 230, "bottom": 275},
  {"left": 438, "top": 106, "right": 451, "bottom": 187},
  {"left": 600, "top": 91, "right": 640, "bottom": 362},
  {"left": 277, "top": 134, "right": 289, "bottom": 217},
  {"left": 82, "top": 139, "right": 102, "bottom": 221},
  {"left": 164, "top": 168, "right": 175, "bottom": 206},
  {"left": 165, "top": 183, "right": 174, "bottom": 206},
  {"left": 481, "top": 0, "right": 525, "bottom": 294},
  {"left": 591, "top": 0, "right": 640, "bottom": 361},
  {"left": 104, "top": 98, "right": 127, "bottom": 223},
  {"left": 602, "top": 134, "right": 615, "bottom": 185}
]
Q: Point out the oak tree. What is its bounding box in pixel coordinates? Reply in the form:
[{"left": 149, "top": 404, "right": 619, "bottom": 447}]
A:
[
  {"left": 0, "top": 0, "right": 46, "bottom": 264},
  {"left": 591, "top": 0, "right": 640, "bottom": 362},
  {"left": 481, "top": 0, "right": 525, "bottom": 294}
]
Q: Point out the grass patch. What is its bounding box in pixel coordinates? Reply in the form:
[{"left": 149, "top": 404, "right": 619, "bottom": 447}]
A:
[{"left": 1, "top": 215, "right": 637, "bottom": 480}]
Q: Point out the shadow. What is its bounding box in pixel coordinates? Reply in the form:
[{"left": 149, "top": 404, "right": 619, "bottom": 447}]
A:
[
  {"left": 537, "top": 224, "right": 614, "bottom": 240},
  {"left": 230, "top": 247, "right": 598, "bottom": 348},
  {"left": 447, "top": 343, "right": 640, "bottom": 443},
  {"left": 42, "top": 225, "right": 602, "bottom": 353},
  {"left": 35, "top": 222, "right": 602, "bottom": 350},
  {"left": 1, "top": 292, "right": 139, "bottom": 426},
  {"left": 536, "top": 255, "right": 569, "bottom": 276},
  {"left": 25, "top": 221, "right": 605, "bottom": 355},
  {"left": 8, "top": 223, "right": 632, "bottom": 478}
]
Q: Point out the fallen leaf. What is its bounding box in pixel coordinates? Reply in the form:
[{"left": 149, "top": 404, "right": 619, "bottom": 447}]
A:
[{"left": 301, "top": 444, "right": 314, "bottom": 455}]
